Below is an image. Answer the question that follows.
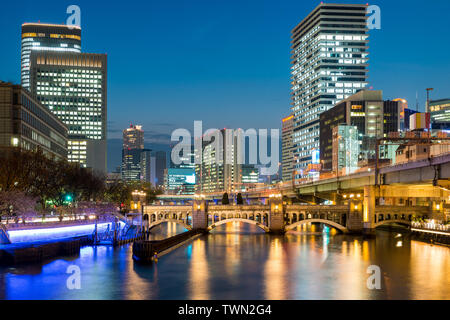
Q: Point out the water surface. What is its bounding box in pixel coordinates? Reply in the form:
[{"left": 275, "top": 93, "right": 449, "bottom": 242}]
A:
[{"left": 0, "top": 222, "right": 449, "bottom": 299}]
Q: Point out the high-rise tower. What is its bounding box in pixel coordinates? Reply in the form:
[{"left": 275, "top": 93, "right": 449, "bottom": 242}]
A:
[
  {"left": 122, "top": 124, "right": 144, "bottom": 181},
  {"left": 29, "top": 51, "right": 107, "bottom": 173},
  {"left": 21, "top": 23, "right": 81, "bottom": 90},
  {"left": 290, "top": 3, "right": 368, "bottom": 178}
]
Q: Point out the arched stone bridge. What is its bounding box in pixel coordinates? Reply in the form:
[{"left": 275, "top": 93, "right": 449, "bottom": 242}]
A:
[{"left": 143, "top": 200, "right": 430, "bottom": 234}]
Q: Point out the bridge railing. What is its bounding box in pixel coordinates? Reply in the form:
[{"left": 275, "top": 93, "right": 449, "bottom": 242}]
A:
[{"left": 411, "top": 221, "right": 450, "bottom": 233}]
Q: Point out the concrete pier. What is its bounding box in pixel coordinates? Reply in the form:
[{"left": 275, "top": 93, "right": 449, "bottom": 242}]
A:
[
  {"left": 0, "top": 236, "right": 90, "bottom": 265},
  {"left": 133, "top": 229, "right": 206, "bottom": 262}
]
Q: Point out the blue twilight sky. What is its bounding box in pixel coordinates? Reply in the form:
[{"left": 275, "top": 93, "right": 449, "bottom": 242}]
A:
[{"left": 1, "top": 0, "right": 450, "bottom": 171}]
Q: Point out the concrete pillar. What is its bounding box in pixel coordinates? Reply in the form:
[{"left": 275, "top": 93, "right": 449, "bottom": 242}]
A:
[
  {"left": 192, "top": 199, "right": 208, "bottom": 230},
  {"left": 363, "top": 185, "right": 376, "bottom": 233},
  {"left": 347, "top": 198, "right": 363, "bottom": 233},
  {"left": 331, "top": 193, "right": 343, "bottom": 205},
  {"left": 269, "top": 195, "right": 284, "bottom": 233}
]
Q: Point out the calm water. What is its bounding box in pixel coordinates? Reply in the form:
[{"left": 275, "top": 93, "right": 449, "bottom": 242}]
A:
[{"left": 0, "top": 222, "right": 449, "bottom": 300}]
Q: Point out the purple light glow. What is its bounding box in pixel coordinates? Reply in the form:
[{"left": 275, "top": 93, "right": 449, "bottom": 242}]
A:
[{"left": 7, "top": 222, "right": 124, "bottom": 243}]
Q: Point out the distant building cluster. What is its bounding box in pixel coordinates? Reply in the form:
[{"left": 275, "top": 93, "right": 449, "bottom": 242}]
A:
[
  {"left": 194, "top": 129, "right": 260, "bottom": 195},
  {"left": 119, "top": 124, "right": 166, "bottom": 187}
]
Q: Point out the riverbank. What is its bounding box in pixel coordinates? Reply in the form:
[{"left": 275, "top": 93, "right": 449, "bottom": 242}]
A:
[
  {"left": 410, "top": 229, "right": 450, "bottom": 246},
  {"left": 0, "top": 236, "right": 91, "bottom": 265}
]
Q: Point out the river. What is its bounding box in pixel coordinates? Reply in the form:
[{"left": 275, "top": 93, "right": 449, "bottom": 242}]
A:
[{"left": 0, "top": 222, "right": 449, "bottom": 299}]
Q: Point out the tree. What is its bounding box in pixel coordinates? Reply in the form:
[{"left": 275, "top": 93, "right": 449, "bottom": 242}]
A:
[
  {"left": 236, "top": 193, "right": 243, "bottom": 205},
  {"left": 0, "top": 191, "right": 37, "bottom": 223},
  {"left": 0, "top": 148, "right": 106, "bottom": 211},
  {"left": 222, "top": 192, "right": 229, "bottom": 205}
]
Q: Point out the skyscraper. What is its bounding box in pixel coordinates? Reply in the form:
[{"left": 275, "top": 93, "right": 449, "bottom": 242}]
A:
[
  {"left": 122, "top": 124, "right": 144, "bottom": 182},
  {"left": 281, "top": 115, "right": 294, "bottom": 182},
  {"left": 123, "top": 124, "right": 144, "bottom": 150},
  {"left": 21, "top": 23, "right": 81, "bottom": 90},
  {"left": 140, "top": 149, "right": 152, "bottom": 183},
  {"left": 29, "top": 51, "right": 107, "bottom": 173},
  {"left": 121, "top": 148, "right": 142, "bottom": 181},
  {"left": 195, "top": 129, "right": 243, "bottom": 193},
  {"left": 290, "top": 3, "right": 368, "bottom": 178},
  {"left": 154, "top": 151, "right": 167, "bottom": 187}
]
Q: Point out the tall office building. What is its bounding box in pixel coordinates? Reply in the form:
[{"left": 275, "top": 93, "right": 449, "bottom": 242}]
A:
[
  {"left": 0, "top": 81, "right": 68, "bottom": 159},
  {"left": 281, "top": 115, "right": 294, "bottom": 182},
  {"left": 29, "top": 51, "right": 107, "bottom": 173},
  {"left": 123, "top": 124, "right": 144, "bottom": 150},
  {"left": 195, "top": 129, "right": 243, "bottom": 193},
  {"left": 140, "top": 149, "right": 152, "bottom": 183},
  {"left": 21, "top": 23, "right": 81, "bottom": 91},
  {"left": 121, "top": 124, "right": 153, "bottom": 182},
  {"left": 290, "top": 3, "right": 368, "bottom": 178},
  {"left": 154, "top": 151, "right": 167, "bottom": 187},
  {"left": 121, "top": 149, "right": 142, "bottom": 181}
]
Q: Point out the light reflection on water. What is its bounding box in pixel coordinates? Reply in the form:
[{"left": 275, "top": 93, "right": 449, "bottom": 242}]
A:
[{"left": 0, "top": 222, "right": 449, "bottom": 300}]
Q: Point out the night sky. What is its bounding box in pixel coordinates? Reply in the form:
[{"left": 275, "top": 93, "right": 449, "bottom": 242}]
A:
[{"left": 1, "top": 0, "right": 449, "bottom": 171}]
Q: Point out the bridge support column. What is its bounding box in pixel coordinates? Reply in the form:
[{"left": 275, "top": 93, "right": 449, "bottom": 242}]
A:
[
  {"left": 347, "top": 199, "right": 363, "bottom": 233},
  {"left": 331, "top": 193, "right": 343, "bottom": 205},
  {"left": 269, "top": 195, "right": 285, "bottom": 234},
  {"left": 192, "top": 199, "right": 208, "bottom": 230},
  {"left": 362, "top": 185, "right": 376, "bottom": 234}
]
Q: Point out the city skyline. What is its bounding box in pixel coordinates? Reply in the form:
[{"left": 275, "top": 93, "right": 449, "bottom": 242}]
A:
[
  {"left": 0, "top": 0, "right": 450, "bottom": 305},
  {"left": 1, "top": 1, "right": 449, "bottom": 165}
]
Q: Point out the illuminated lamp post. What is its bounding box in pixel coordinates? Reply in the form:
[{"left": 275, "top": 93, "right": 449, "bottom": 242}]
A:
[{"left": 131, "top": 190, "right": 147, "bottom": 213}]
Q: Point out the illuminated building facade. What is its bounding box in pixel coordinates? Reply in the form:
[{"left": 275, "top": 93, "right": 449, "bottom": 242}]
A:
[
  {"left": 0, "top": 81, "right": 68, "bottom": 159},
  {"left": 29, "top": 51, "right": 107, "bottom": 173},
  {"left": 281, "top": 115, "right": 294, "bottom": 182},
  {"left": 195, "top": 129, "right": 242, "bottom": 193},
  {"left": 291, "top": 3, "right": 368, "bottom": 178},
  {"left": 121, "top": 125, "right": 154, "bottom": 183},
  {"left": 121, "top": 148, "right": 142, "bottom": 181},
  {"left": 164, "top": 168, "right": 196, "bottom": 195},
  {"left": 241, "top": 165, "right": 259, "bottom": 184},
  {"left": 21, "top": 23, "right": 81, "bottom": 91},
  {"left": 430, "top": 99, "right": 450, "bottom": 130},
  {"left": 332, "top": 125, "right": 359, "bottom": 175},
  {"left": 123, "top": 124, "right": 144, "bottom": 150},
  {"left": 320, "top": 90, "right": 401, "bottom": 171},
  {"left": 140, "top": 149, "right": 152, "bottom": 183}
]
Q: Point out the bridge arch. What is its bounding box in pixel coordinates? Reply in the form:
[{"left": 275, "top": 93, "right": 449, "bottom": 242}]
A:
[
  {"left": 373, "top": 220, "right": 411, "bottom": 229},
  {"left": 285, "top": 219, "right": 348, "bottom": 233},
  {"left": 208, "top": 218, "right": 270, "bottom": 232},
  {"left": 148, "top": 219, "right": 192, "bottom": 231}
]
